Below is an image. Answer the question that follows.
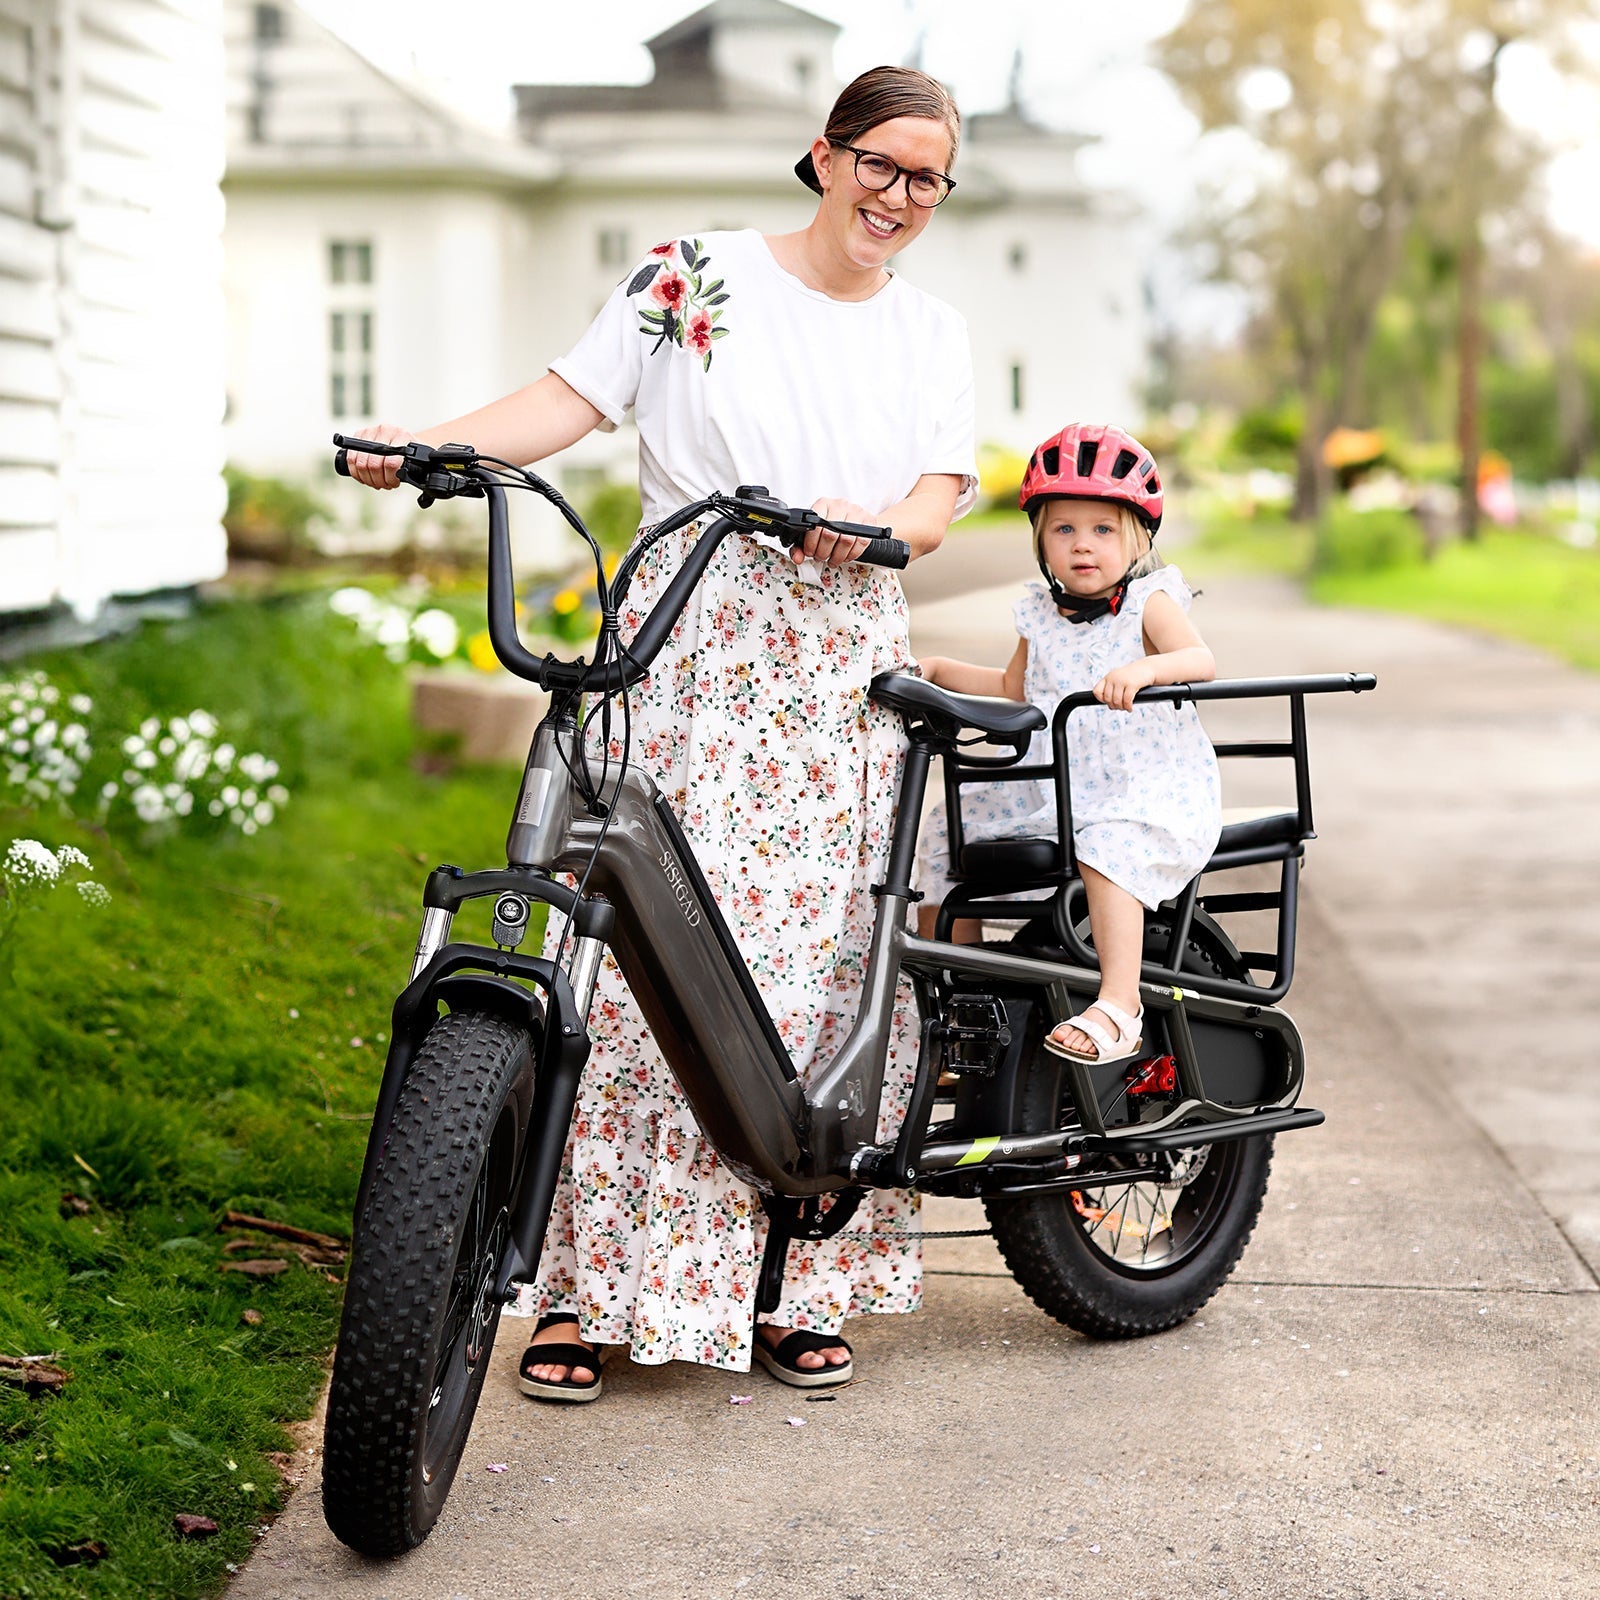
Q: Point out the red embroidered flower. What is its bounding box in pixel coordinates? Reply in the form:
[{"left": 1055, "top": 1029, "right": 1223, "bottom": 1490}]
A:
[
  {"left": 686, "top": 309, "right": 714, "bottom": 354},
  {"left": 650, "top": 241, "right": 675, "bottom": 257},
  {"left": 651, "top": 272, "right": 688, "bottom": 310}
]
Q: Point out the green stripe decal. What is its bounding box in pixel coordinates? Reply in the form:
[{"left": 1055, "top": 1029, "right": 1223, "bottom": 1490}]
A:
[{"left": 955, "top": 1136, "right": 1001, "bottom": 1167}]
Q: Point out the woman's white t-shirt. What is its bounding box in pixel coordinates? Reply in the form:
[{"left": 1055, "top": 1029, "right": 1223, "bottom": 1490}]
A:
[{"left": 550, "top": 229, "right": 978, "bottom": 538}]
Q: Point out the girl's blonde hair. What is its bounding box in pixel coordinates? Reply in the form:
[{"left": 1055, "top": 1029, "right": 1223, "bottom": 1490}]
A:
[{"left": 1031, "top": 500, "right": 1161, "bottom": 582}]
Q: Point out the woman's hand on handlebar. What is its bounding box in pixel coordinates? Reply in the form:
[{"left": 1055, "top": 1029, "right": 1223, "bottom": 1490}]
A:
[
  {"left": 345, "top": 423, "right": 418, "bottom": 490},
  {"left": 801, "top": 499, "right": 876, "bottom": 567}
]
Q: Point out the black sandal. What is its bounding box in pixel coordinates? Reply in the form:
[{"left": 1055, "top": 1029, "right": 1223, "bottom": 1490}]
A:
[
  {"left": 752, "top": 1328, "right": 854, "bottom": 1389},
  {"left": 517, "top": 1314, "right": 608, "bottom": 1404}
]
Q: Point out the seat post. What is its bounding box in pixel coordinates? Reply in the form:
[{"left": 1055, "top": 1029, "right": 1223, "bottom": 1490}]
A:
[{"left": 884, "top": 741, "right": 932, "bottom": 891}]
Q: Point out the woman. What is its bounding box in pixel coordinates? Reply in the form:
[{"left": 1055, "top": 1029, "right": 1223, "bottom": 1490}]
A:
[{"left": 346, "top": 65, "right": 977, "bottom": 1395}]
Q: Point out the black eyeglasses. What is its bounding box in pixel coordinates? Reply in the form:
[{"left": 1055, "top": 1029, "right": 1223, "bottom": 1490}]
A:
[{"left": 830, "top": 143, "right": 956, "bottom": 208}]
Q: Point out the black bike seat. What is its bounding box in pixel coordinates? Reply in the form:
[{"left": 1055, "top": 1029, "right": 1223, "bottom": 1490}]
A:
[{"left": 870, "top": 671, "right": 1046, "bottom": 741}]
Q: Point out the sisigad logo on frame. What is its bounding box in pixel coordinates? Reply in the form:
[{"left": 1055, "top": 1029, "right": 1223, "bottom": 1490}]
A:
[{"left": 658, "top": 848, "right": 701, "bottom": 927}]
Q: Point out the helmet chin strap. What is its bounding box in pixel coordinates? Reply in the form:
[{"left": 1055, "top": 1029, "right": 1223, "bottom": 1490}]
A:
[{"left": 1041, "top": 559, "right": 1134, "bottom": 624}]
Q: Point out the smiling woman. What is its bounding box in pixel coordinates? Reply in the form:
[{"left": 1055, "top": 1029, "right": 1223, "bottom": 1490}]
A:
[{"left": 342, "top": 64, "right": 977, "bottom": 1400}]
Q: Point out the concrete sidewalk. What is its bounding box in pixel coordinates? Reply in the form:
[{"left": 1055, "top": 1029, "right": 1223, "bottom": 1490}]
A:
[{"left": 230, "top": 548, "right": 1600, "bottom": 1600}]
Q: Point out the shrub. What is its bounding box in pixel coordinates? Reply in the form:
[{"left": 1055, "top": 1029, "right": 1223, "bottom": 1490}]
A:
[
  {"left": 1313, "top": 504, "right": 1426, "bottom": 574},
  {"left": 224, "top": 467, "right": 329, "bottom": 564}
]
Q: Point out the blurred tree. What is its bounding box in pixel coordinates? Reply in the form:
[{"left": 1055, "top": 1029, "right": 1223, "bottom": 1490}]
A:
[{"left": 1158, "top": 0, "right": 1588, "bottom": 523}]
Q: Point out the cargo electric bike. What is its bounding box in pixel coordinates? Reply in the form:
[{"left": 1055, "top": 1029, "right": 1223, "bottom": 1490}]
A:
[{"left": 320, "top": 434, "right": 1375, "bottom": 1555}]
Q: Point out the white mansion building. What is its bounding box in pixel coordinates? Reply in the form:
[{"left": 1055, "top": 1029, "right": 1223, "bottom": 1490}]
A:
[{"left": 222, "top": 0, "right": 1147, "bottom": 558}]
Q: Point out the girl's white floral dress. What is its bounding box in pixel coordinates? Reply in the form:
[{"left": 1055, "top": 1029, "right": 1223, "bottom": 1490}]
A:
[
  {"left": 915, "top": 567, "right": 1222, "bottom": 912},
  {"left": 527, "top": 231, "right": 977, "bottom": 1372}
]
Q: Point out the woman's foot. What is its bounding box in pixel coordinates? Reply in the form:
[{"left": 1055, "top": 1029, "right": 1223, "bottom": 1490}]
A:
[
  {"left": 518, "top": 1314, "right": 605, "bottom": 1402},
  {"left": 753, "top": 1323, "right": 854, "bottom": 1388}
]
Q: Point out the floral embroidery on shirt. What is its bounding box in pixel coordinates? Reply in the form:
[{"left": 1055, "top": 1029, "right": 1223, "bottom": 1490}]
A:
[{"left": 629, "top": 239, "right": 732, "bottom": 371}]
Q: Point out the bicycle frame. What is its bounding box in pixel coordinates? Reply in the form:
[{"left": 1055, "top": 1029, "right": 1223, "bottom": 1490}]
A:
[{"left": 361, "top": 471, "right": 1318, "bottom": 1306}]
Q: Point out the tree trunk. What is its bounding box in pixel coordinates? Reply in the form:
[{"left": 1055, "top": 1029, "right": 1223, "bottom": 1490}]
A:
[{"left": 1456, "top": 221, "right": 1483, "bottom": 542}]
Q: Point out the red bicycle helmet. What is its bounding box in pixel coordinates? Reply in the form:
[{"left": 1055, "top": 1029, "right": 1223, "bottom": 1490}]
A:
[{"left": 1019, "top": 423, "right": 1164, "bottom": 533}]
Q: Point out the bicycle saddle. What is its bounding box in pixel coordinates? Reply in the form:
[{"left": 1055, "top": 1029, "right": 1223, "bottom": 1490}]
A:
[{"left": 870, "top": 671, "right": 1046, "bottom": 746}]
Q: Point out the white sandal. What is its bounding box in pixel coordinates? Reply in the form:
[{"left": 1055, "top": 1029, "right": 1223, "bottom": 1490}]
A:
[{"left": 1043, "top": 1000, "right": 1144, "bottom": 1067}]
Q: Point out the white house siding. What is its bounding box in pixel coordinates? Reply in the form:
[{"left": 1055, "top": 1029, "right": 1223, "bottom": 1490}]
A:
[{"left": 0, "top": 0, "right": 226, "bottom": 622}]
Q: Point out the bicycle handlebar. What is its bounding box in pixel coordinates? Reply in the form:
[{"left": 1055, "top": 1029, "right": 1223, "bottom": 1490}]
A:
[
  {"left": 331, "top": 435, "right": 911, "bottom": 693},
  {"left": 332, "top": 436, "right": 908, "bottom": 567}
]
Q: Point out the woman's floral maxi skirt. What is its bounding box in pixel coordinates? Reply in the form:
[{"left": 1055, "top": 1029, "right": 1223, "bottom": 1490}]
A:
[{"left": 531, "top": 532, "right": 923, "bottom": 1372}]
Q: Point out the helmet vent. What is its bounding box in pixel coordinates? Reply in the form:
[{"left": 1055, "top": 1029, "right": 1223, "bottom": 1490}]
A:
[
  {"left": 1111, "top": 448, "right": 1139, "bottom": 480},
  {"left": 1076, "top": 438, "right": 1099, "bottom": 478},
  {"left": 1041, "top": 445, "right": 1060, "bottom": 477}
]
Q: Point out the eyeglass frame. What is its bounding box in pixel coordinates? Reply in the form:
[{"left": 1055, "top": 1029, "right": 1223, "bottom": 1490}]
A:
[{"left": 828, "top": 142, "right": 957, "bottom": 208}]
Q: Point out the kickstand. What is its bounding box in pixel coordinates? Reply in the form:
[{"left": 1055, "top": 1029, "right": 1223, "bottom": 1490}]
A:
[{"left": 756, "top": 1197, "right": 796, "bottom": 1316}]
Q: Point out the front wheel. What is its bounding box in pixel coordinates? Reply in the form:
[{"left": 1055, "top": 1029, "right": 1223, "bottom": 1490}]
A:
[{"left": 322, "top": 1010, "right": 533, "bottom": 1556}]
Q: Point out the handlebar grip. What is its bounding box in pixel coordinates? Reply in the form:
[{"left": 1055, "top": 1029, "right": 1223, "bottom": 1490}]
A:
[{"left": 857, "top": 536, "right": 910, "bottom": 570}]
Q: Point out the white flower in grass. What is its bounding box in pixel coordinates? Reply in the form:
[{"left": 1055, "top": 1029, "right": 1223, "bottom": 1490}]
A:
[
  {"left": 8, "top": 717, "right": 25, "bottom": 736},
  {"left": 10, "top": 764, "right": 29, "bottom": 785},
  {"left": 40, "top": 685, "right": 58, "bottom": 704},
  {"left": 28, "top": 706, "right": 44, "bottom": 725},
  {"left": 157, "top": 736, "right": 176, "bottom": 757},
  {"left": 412, "top": 608, "right": 460, "bottom": 660},
  {"left": 253, "top": 801, "right": 274, "bottom": 825},
  {"left": 174, "top": 792, "right": 193, "bottom": 817},
  {"left": 329, "top": 586, "right": 378, "bottom": 619},
  {"left": 133, "top": 750, "right": 157, "bottom": 771},
  {"left": 220, "top": 785, "right": 239, "bottom": 807},
  {"left": 5, "top": 839, "right": 61, "bottom": 882},
  {"left": 174, "top": 742, "right": 209, "bottom": 782},
  {"left": 77, "top": 881, "right": 111, "bottom": 907},
  {"left": 214, "top": 744, "right": 235, "bottom": 771},
  {"left": 132, "top": 784, "right": 168, "bottom": 823},
  {"left": 169, "top": 716, "right": 190, "bottom": 743},
  {"left": 56, "top": 846, "right": 90, "bottom": 871},
  {"left": 139, "top": 717, "right": 160, "bottom": 741},
  {"left": 69, "top": 694, "right": 93, "bottom": 716},
  {"left": 241, "top": 819, "right": 258, "bottom": 836},
  {"left": 267, "top": 784, "right": 289, "bottom": 806},
  {"left": 240, "top": 789, "right": 257, "bottom": 809},
  {"left": 188, "top": 709, "right": 218, "bottom": 738},
  {"left": 122, "top": 735, "right": 145, "bottom": 755},
  {"left": 100, "top": 782, "right": 119, "bottom": 801},
  {"left": 208, "top": 799, "right": 224, "bottom": 817}
]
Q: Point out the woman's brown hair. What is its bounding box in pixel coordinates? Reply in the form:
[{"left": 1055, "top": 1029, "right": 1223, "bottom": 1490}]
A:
[{"left": 795, "top": 66, "right": 961, "bottom": 194}]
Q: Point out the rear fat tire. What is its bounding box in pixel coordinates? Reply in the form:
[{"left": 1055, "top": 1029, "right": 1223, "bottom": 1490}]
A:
[
  {"left": 987, "top": 1132, "right": 1272, "bottom": 1339},
  {"left": 987, "top": 912, "right": 1272, "bottom": 1339},
  {"left": 322, "top": 1010, "right": 533, "bottom": 1556}
]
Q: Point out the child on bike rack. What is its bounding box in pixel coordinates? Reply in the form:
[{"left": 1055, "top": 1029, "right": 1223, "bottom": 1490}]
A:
[{"left": 915, "top": 423, "right": 1222, "bottom": 1067}]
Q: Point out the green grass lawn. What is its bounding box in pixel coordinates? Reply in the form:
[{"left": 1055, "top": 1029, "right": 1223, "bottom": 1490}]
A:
[
  {"left": 1187, "top": 503, "right": 1600, "bottom": 671},
  {"left": 0, "top": 593, "right": 516, "bottom": 1596}
]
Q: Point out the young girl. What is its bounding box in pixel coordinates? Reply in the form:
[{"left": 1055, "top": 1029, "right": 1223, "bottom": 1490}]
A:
[{"left": 915, "top": 423, "right": 1222, "bottom": 1066}]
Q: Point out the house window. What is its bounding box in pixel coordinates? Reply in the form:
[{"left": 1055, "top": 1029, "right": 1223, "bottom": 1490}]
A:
[
  {"left": 598, "top": 227, "right": 631, "bottom": 268},
  {"left": 329, "top": 311, "right": 373, "bottom": 418},
  {"left": 1010, "top": 362, "right": 1024, "bottom": 414},
  {"left": 328, "top": 239, "right": 373, "bottom": 285},
  {"left": 328, "top": 238, "right": 375, "bottom": 419},
  {"left": 254, "top": 3, "right": 283, "bottom": 41}
]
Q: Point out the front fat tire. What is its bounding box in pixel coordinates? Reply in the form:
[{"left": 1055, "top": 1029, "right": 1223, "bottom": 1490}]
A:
[
  {"left": 987, "top": 1135, "right": 1273, "bottom": 1339},
  {"left": 322, "top": 1010, "right": 533, "bottom": 1556}
]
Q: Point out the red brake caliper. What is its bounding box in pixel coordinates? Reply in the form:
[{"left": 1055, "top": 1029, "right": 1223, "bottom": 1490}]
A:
[{"left": 1125, "top": 1054, "right": 1178, "bottom": 1096}]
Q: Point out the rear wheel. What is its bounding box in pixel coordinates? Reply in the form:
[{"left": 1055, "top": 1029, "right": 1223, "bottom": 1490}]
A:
[
  {"left": 986, "top": 913, "right": 1272, "bottom": 1338},
  {"left": 322, "top": 1010, "right": 533, "bottom": 1555}
]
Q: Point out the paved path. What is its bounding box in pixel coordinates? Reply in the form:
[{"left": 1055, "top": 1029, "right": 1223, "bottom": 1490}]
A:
[{"left": 231, "top": 534, "right": 1600, "bottom": 1599}]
